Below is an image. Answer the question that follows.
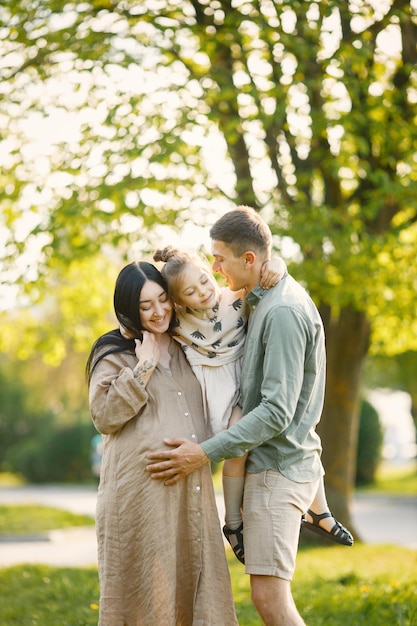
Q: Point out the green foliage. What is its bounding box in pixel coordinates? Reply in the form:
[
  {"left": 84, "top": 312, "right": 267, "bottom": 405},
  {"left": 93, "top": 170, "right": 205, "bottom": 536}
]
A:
[
  {"left": 0, "top": 505, "right": 94, "bottom": 536},
  {"left": 0, "top": 362, "right": 96, "bottom": 483},
  {"left": 0, "top": 368, "right": 55, "bottom": 467},
  {"left": 42, "top": 422, "right": 97, "bottom": 482},
  {"left": 0, "top": 0, "right": 416, "bottom": 357},
  {"left": 4, "top": 438, "right": 49, "bottom": 484},
  {"left": 355, "top": 399, "right": 384, "bottom": 486},
  {"left": 0, "top": 256, "right": 119, "bottom": 361},
  {"left": 4, "top": 422, "right": 97, "bottom": 483},
  {"left": 0, "top": 0, "right": 218, "bottom": 297}
]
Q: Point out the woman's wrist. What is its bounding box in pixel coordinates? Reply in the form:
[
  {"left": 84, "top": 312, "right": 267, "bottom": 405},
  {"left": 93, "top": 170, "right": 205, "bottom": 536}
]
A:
[{"left": 133, "top": 359, "right": 155, "bottom": 385}]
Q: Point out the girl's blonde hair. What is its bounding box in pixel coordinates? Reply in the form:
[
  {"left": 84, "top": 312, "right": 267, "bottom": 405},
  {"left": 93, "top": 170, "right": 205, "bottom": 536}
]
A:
[{"left": 153, "top": 246, "right": 213, "bottom": 303}]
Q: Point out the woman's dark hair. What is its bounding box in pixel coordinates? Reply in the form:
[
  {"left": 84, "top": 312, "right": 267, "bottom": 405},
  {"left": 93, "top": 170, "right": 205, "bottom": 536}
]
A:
[{"left": 86, "top": 261, "right": 174, "bottom": 384}]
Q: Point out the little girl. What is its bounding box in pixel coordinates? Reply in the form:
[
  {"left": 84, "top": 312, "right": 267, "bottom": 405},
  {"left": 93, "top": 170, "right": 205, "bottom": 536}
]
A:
[{"left": 153, "top": 246, "right": 353, "bottom": 563}]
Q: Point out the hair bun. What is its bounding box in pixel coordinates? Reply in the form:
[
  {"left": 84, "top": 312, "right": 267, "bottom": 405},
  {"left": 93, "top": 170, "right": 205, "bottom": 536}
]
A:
[{"left": 153, "top": 246, "right": 179, "bottom": 263}]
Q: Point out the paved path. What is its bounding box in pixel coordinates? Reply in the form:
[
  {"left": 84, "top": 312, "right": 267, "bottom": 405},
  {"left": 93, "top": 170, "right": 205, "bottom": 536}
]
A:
[{"left": 0, "top": 484, "right": 416, "bottom": 567}]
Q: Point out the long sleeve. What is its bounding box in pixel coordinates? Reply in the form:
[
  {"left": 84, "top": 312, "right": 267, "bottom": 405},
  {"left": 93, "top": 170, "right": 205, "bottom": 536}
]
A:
[
  {"left": 89, "top": 352, "right": 148, "bottom": 434},
  {"left": 202, "top": 275, "right": 325, "bottom": 482}
]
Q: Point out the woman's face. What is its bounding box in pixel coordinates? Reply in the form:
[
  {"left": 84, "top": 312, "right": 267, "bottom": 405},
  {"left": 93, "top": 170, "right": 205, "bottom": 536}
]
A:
[
  {"left": 139, "top": 280, "right": 173, "bottom": 335},
  {"left": 176, "top": 263, "right": 218, "bottom": 310}
]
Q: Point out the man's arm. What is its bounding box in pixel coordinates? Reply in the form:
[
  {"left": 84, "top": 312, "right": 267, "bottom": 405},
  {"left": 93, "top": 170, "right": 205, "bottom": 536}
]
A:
[
  {"left": 147, "top": 307, "right": 306, "bottom": 483},
  {"left": 146, "top": 438, "right": 210, "bottom": 485}
]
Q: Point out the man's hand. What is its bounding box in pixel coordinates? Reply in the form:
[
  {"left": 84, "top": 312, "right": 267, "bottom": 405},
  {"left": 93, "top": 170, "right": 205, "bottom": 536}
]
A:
[{"left": 146, "top": 438, "right": 210, "bottom": 485}]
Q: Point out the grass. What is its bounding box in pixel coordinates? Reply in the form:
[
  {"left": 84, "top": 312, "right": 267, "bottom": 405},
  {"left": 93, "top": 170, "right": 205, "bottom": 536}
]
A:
[
  {"left": 0, "top": 564, "right": 100, "bottom": 625},
  {"left": 0, "top": 545, "right": 416, "bottom": 625},
  {"left": 0, "top": 505, "right": 94, "bottom": 537},
  {"left": 0, "top": 472, "right": 25, "bottom": 486},
  {"left": 357, "top": 461, "right": 417, "bottom": 496},
  {"left": 0, "top": 464, "right": 415, "bottom": 624},
  {"left": 229, "top": 543, "right": 417, "bottom": 625}
]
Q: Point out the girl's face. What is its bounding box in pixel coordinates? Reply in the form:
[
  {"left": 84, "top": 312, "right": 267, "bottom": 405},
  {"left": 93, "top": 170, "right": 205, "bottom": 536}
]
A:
[
  {"left": 139, "top": 280, "right": 173, "bottom": 335},
  {"left": 176, "top": 264, "right": 218, "bottom": 310}
]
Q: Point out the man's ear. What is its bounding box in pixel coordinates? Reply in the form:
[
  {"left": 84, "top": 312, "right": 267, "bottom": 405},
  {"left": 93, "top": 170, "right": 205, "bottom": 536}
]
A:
[{"left": 243, "top": 251, "right": 256, "bottom": 267}]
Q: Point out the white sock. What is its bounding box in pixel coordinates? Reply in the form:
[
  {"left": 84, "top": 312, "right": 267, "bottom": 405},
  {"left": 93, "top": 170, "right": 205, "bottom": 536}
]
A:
[{"left": 222, "top": 476, "right": 245, "bottom": 529}]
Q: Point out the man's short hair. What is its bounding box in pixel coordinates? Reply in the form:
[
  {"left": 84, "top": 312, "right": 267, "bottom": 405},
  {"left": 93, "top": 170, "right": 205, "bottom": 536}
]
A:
[{"left": 210, "top": 205, "right": 272, "bottom": 258}]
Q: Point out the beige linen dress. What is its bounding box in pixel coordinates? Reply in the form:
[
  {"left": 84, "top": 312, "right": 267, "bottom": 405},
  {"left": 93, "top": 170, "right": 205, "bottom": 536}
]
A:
[{"left": 89, "top": 339, "right": 238, "bottom": 626}]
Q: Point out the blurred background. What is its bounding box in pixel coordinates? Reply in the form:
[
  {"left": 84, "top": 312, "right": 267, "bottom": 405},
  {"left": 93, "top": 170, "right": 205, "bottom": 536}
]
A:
[{"left": 0, "top": 0, "right": 416, "bottom": 535}]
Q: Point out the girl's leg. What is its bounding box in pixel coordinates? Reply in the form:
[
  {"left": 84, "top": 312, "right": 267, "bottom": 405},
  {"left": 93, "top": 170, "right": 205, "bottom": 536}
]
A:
[
  {"left": 223, "top": 470, "right": 245, "bottom": 528},
  {"left": 303, "top": 476, "right": 354, "bottom": 545},
  {"left": 305, "top": 476, "right": 330, "bottom": 526},
  {"left": 222, "top": 404, "right": 248, "bottom": 563},
  {"left": 222, "top": 404, "right": 247, "bottom": 528}
]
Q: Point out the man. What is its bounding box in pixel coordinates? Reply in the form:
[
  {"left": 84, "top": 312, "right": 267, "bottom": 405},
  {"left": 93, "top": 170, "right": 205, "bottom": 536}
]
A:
[{"left": 147, "top": 205, "right": 325, "bottom": 626}]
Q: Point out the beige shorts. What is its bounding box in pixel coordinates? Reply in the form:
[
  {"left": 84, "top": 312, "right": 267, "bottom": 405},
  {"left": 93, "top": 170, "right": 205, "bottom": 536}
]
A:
[{"left": 243, "top": 470, "right": 319, "bottom": 581}]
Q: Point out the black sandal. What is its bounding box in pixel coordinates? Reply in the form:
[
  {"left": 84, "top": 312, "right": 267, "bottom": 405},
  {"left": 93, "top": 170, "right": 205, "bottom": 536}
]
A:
[
  {"left": 302, "top": 509, "right": 354, "bottom": 546},
  {"left": 223, "top": 523, "right": 245, "bottom": 564}
]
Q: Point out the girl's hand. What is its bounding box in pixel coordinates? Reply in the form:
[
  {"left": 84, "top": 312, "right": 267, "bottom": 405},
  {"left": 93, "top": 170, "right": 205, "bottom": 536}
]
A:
[{"left": 260, "top": 257, "right": 287, "bottom": 289}]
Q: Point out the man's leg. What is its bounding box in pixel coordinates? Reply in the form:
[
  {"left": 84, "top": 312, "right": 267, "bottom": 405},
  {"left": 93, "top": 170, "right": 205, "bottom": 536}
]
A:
[
  {"left": 250, "top": 574, "right": 306, "bottom": 626},
  {"left": 243, "top": 471, "right": 319, "bottom": 626}
]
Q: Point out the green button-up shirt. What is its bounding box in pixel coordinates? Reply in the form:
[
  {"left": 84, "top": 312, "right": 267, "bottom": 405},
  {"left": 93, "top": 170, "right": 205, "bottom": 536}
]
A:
[{"left": 201, "top": 274, "right": 325, "bottom": 483}]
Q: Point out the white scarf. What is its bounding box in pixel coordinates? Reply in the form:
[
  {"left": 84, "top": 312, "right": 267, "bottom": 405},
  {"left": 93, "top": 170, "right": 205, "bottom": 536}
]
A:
[{"left": 173, "top": 287, "right": 248, "bottom": 367}]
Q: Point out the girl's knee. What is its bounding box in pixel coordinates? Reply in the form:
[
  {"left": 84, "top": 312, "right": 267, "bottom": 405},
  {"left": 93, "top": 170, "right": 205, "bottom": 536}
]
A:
[{"left": 223, "top": 455, "right": 247, "bottom": 477}]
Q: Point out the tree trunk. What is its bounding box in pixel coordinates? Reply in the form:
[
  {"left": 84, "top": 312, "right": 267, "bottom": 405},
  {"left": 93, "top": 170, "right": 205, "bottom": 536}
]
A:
[{"left": 317, "top": 306, "right": 371, "bottom": 538}]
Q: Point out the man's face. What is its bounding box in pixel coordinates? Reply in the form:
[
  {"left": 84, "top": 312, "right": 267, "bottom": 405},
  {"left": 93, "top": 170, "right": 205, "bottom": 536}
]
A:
[{"left": 211, "top": 240, "right": 248, "bottom": 292}]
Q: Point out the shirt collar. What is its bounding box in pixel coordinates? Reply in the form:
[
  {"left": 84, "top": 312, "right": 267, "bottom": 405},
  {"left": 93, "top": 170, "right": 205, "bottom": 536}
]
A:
[{"left": 246, "top": 284, "right": 267, "bottom": 307}]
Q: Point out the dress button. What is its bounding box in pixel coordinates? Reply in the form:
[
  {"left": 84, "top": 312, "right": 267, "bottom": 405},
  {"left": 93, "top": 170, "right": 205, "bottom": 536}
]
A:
[
  {"left": 184, "top": 412, "right": 189, "bottom": 416},
  {"left": 195, "top": 485, "right": 201, "bottom": 492},
  {"left": 191, "top": 433, "right": 196, "bottom": 439},
  {"left": 177, "top": 391, "right": 182, "bottom": 396}
]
